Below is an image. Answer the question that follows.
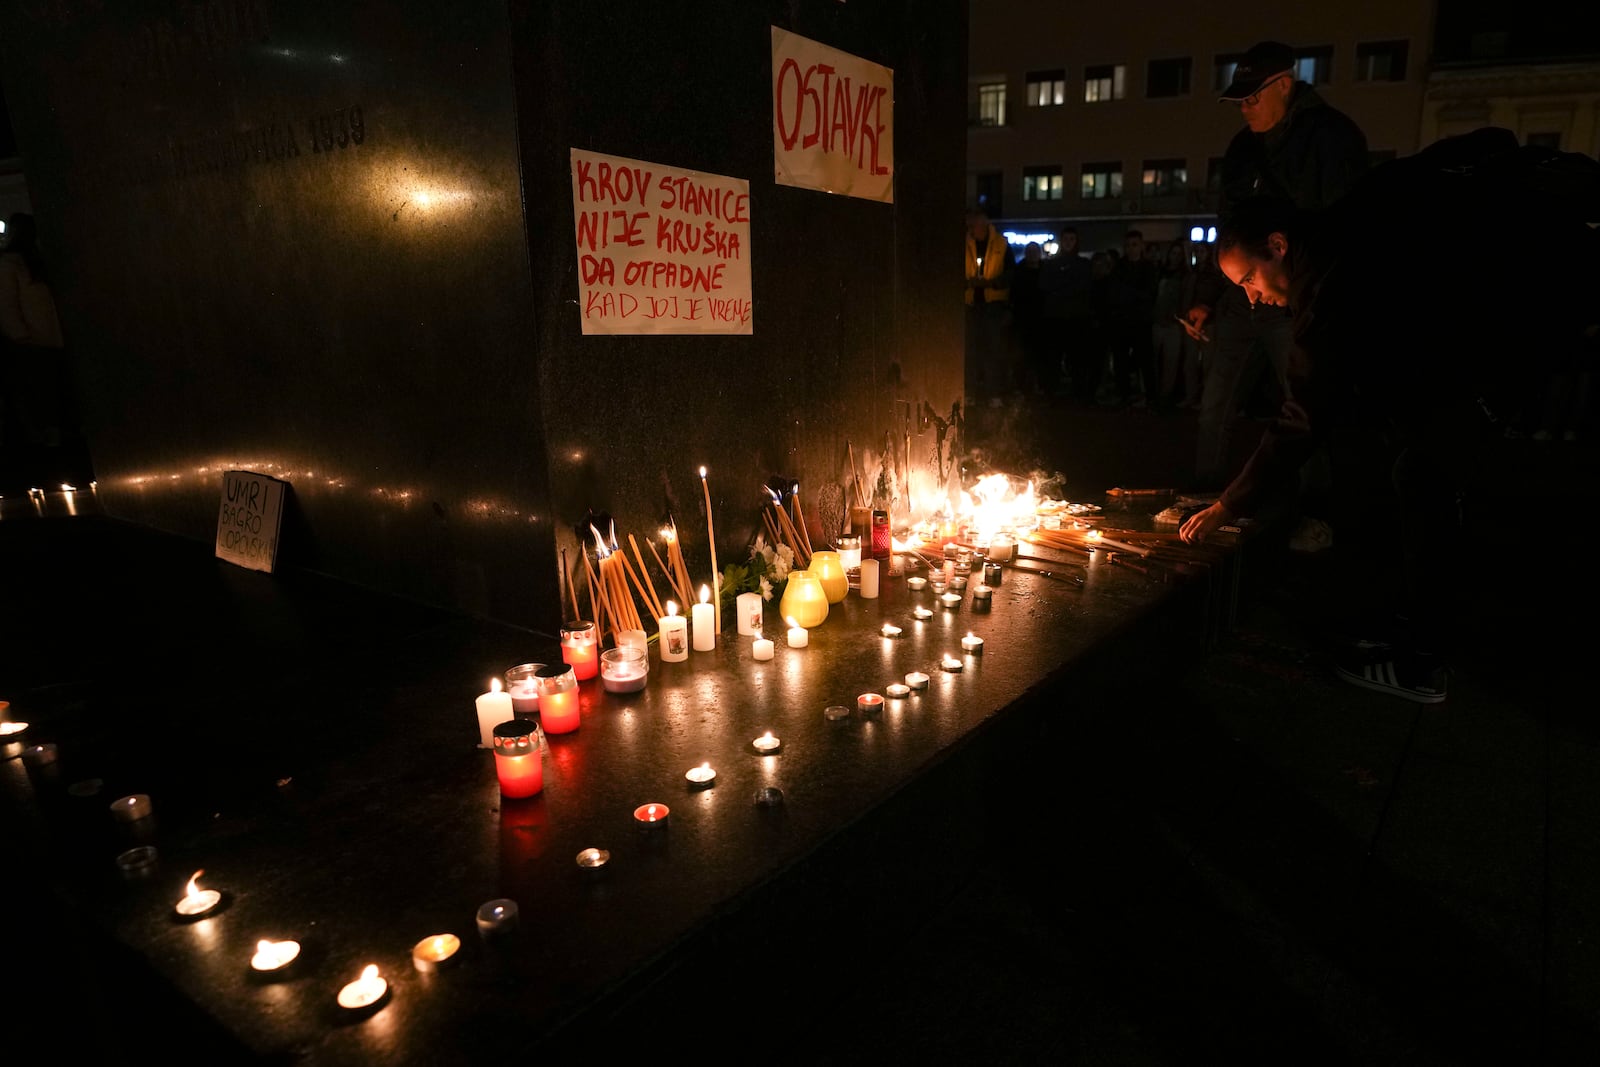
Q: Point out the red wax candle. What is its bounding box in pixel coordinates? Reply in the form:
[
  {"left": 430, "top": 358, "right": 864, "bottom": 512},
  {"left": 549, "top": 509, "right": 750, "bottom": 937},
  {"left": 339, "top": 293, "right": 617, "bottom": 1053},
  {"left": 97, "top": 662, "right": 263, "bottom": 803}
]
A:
[
  {"left": 492, "top": 720, "right": 543, "bottom": 797},
  {"left": 561, "top": 620, "right": 599, "bottom": 680}
]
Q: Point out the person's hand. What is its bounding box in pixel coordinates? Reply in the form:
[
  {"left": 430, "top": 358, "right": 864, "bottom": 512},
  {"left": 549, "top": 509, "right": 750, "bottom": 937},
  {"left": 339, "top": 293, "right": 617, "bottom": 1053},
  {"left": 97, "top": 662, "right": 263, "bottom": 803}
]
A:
[
  {"left": 1180, "top": 501, "right": 1234, "bottom": 544},
  {"left": 1181, "top": 305, "right": 1210, "bottom": 342}
]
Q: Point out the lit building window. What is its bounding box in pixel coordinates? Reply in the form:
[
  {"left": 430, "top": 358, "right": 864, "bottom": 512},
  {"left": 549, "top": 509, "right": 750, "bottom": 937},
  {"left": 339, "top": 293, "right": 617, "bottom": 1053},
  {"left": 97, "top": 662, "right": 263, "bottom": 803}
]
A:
[
  {"left": 1023, "top": 166, "right": 1065, "bottom": 201},
  {"left": 1213, "top": 53, "right": 1244, "bottom": 93},
  {"left": 1141, "top": 159, "right": 1188, "bottom": 197},
  {"left": 1084, "top": 64, "right": 1126, "bottom": 103},
  {"left": 1026, "top": 69, "right": 1066, "bottom": 107},
  {"left": 1080, "top": 162, "right": 1123, "bottom": 200},
  {"left": 1294, "top": 46, "right": 1333, "bottom": 85},
  {"left": 975, "top": 82, "right": 1007, "bottom": 126}
]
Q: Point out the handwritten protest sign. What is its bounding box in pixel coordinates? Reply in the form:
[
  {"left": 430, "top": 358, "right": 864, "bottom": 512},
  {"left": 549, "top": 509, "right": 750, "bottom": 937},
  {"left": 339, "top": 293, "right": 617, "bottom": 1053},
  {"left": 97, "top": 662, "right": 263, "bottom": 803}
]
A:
[
  {"left": 570, "top": 148, "right": 753, "bottom": 335},
  {"left": 215, "top": 470, "right": 286, "bottom": 573},
  {"left": 771, "top": 27, "right": 894, "bottom": 203}
]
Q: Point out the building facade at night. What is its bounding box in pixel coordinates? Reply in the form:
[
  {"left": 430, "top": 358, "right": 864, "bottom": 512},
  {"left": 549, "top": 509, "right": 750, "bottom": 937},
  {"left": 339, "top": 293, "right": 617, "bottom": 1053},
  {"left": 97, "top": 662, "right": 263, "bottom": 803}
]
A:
[{"left": 966, "top": 0, "right": 1435, "bottom": 252}]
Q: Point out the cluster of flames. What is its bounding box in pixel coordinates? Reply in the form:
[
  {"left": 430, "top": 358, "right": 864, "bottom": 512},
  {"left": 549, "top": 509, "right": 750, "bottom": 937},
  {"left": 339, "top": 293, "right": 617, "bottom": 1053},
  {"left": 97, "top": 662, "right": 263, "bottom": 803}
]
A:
[{"left": 897, "top": 473, "right": 1078, "bottom": 553}]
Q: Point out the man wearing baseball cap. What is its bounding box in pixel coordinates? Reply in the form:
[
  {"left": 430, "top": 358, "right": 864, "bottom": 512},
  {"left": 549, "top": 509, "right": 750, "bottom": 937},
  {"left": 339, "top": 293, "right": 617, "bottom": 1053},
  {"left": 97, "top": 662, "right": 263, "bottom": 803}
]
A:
[{"left": 1187, "top": 41, "right": 1368, "bottom": 499}]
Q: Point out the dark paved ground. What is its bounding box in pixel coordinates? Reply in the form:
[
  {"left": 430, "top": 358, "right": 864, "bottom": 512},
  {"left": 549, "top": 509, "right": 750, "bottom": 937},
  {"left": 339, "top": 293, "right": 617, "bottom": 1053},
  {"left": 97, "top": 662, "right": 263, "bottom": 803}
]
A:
[{"left": 4, "top": 398, "right": 1597, "bottom": 1065}]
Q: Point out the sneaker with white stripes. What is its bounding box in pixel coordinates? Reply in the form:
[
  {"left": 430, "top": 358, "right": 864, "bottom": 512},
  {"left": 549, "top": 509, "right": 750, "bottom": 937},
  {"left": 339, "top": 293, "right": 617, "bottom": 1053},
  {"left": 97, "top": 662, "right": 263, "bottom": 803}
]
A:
[{"left": 1335, "top": 654, "right": 1448, "bottom": 704}]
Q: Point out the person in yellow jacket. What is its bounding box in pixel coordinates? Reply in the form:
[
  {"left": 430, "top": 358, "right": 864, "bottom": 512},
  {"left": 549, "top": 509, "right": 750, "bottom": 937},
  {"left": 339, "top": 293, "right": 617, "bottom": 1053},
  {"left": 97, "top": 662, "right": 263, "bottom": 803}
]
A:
[{"left": 964, "top": 210, "right": 1014, "bottom": 402}]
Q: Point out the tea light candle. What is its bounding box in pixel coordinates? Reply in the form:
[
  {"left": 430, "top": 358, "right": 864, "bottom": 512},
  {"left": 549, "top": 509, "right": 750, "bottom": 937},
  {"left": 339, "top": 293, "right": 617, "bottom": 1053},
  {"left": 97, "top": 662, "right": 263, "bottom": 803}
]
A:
[
  {"left": 912, "top": 606, "right": 934, "bottom": 621},
  {"left": 476, "top": 678, "right": 514, "bottom": 747},
  {"left": 110, "top": 794, "right": 152, "bottom": 822},
  {"left": 337, "top": 965, "right": 388, "bottom": 1011},
  {"left": 752, "top": 636, "right": 775, "bottom": 660},
  {"left": 983, "top": 561, "right": 1003, "bottom": 585},
  {"left": 685, "top": 762, "right": 717, "bottom": 787},
  {"left": 949, "top": 575, "right": 968, "bottom": 590},
  {"left": 972, "top": 584, "right": 993, "bottom": 604},
  {"left": 250, "top": 938, "right": 301, "bottom": 973},
  {"left": 941, "top": 654, "right": 964, "bottom": 672},
  {"left": 576, "top": 847, "right": 610, "bottom": 871},
  {"left": 962, "top": 632, "right": 985, "bottom": 654},
  {"left": 412, "top": 933, "right": 461, "bottom": 972},
  {"left": 633, "top": 802, "right": 670, "bottom": 827},
  {"left": 658, "top": 601, "right": 689, "bottom": 662},
  {"left": 881, "top": 623, "right": 903, "bottom": 638},
  {"left": 857, "top": 693, "right": 885, "bottom": 713},
  {"left": 752, "top": 732, "right": 782, "bottom": 754},
  {"left": 22, "top": 742, "right": 58, "bottom": 768},
  {"left": 930, "top": 579, "right": 948, "bottom": 594},
  {"left": 785, "top": 617, "right": 808, "bottom": 648},
  {"left": 736, "top": 591, "right": 764, "bottom": 636},
  {"left": 885, "top": 683, "right": 911, "bottom": 699},
  {"left": 906, "top": 575, "right": 927, "bottom": 591},
  {"left": 600, "top": 646, "right": 649, "bottom": 694},
  {"left": 692, "top": 585, "right": 716, "bottom": 652},
  {"left": 175, "top": 870, "right": 222, "bottom": 919},
  {"left": 940, "top": 593, "right": 962, "bottom": 610},
  {"left": 504, "top": 663, "right": 542, "bottom": 714},
  {"left": 859, "top": 558, "right": 880, "bottom": 599},
  {"left": 824, "top": 704, "right": 850, "bottom": 720},
  {"left": 476, "top": 899, "right": 519, "bottom": 937},
  {"left": 905, "top": 671, "right": 930, "bottom": 690}
]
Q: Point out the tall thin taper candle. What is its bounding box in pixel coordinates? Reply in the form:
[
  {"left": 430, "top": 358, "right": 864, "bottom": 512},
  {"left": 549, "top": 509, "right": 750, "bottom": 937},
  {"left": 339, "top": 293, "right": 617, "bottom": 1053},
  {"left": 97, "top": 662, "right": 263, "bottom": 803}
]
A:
[{"left": 701, "top": 466, "right": 721, "bottom": 633}]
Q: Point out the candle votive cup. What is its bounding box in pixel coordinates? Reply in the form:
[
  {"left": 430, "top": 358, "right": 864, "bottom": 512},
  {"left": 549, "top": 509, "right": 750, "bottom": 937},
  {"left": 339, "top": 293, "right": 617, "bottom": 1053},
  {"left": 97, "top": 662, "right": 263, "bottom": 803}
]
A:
[
  {"left": 504, "top": 662, "right": 544, "bottom": 716},
  {"left": 535, "top": 664, "right": 581, "bottom": 735},
  {"left": 116, "top": 845, "right": 160, "bottom": 881},
  {"left": 600, "top": 646, "right": 649, "bottom": 694},
  {"left": 476, "top": 898, "right": 520, "bottom": 939},
  {"left": 492, "top": 719, "right": 544, "bottom": 798},
  {"left": 983, "top": 561, "right": 1003, "bottom": 586},
  {"left": 560, "top": 620, "right": 599, "bottom": 681},
  {"left": 836, "top": 535, "right": 862, "bottom": 573}
]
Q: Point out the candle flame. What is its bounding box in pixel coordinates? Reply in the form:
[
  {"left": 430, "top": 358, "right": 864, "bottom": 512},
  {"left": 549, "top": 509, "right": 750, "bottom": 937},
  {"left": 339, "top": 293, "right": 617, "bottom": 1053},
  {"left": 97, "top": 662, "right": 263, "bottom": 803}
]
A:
[
  {"left": 660, "top": 526, "right": 676, "bottom": 544},
  {"left": 590, "top": 523, "right": 610, "bottom": 559},
  {"left": 666, "top": 600, "right": 679, "bottom": 616},
  {"left": 786, "top": 616, "right": 799, "bottom": 629},
  {"left": 700, "top": 762, "right": 711, "bottom": 770},
  {"left": 699, "top": 466, "right": 707, "bottom": 479},
  {"left": 490, "top": 677, "right": 503, "bottom": 693},
  {"left": 699, "top": 584, "right": 710, "bottom": 604},
  {"left": 185, "top": 870, "right": 206, "bottom": 898},
  {"left": 360, "top": 964, "right": 380, "bottom": 984},
  {"left": 257, "top": 939, "right": 272, "bottom": 953},
  {"left": 1087, "top": 529, "right": 1103, "bottom": 541}
]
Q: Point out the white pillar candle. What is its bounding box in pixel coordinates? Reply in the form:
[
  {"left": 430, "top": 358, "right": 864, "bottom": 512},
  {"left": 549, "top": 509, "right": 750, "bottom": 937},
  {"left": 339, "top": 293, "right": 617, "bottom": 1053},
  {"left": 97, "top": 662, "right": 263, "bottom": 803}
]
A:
[
  {"left": 736, "top": 591, "right": 764, "bottom": 636},
  {"left": 692, "top": 585, "right": 716, "bottom": 651},
  {"left": 859, "top": 558, "right": 880, "bottom": 599},
  {"left": 752, "top": 637, "right": 775, "bottom": 661},
  {"left": 785, "top": 617, "right": 808, "bottom": 648},
  {"left": 658, "top": 602, "right": 689, "bottom": 662},
  {"left": 475, "top": 678, "right": 514, "bottom": 748}
]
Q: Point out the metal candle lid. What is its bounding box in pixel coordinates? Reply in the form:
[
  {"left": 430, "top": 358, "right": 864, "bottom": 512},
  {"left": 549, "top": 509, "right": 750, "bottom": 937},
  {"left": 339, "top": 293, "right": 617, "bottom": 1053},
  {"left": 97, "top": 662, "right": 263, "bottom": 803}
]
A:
[{"left": 492, "top": 719, "right": 539, "bottom": 755}]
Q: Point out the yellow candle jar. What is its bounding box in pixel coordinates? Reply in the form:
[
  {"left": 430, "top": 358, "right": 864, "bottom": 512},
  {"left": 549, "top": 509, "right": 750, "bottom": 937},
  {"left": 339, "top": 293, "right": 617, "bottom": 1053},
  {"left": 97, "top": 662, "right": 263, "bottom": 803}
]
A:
[
  {"left": 778, "top": 570, "right": 829, "bottom": 628},
  {"left": 808, "top": 550, "right": 849, "bottom": 603}
]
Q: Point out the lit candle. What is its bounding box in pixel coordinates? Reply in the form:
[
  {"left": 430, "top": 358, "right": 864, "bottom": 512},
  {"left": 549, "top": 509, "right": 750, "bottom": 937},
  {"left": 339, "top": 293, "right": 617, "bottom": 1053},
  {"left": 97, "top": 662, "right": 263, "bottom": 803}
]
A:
[
  {"left": 110, "top": 794, "right": 153, "bottom": 823},
  {"left": 491, "top": 720, "right": 543, "bottom": 797},
  {"left": 940, "top": 592, "right": 962, "bottom": 610},
  {"left": 576, "top": 847, "right": 610, "bottom": 871},
  {"left": 881, "top": 623, "right": 903, "bottom": 638},
  {"left": 600, "top": 646, "right": 649, "bottom": 693},
  {"left": 504, "top": 663, "right": 542, "bottom": 715},
  {"left": 886, "top": 683, "right": 911, "bottom": 699},
  {"left": 859, "top": 558, "right": 880, "bottom": 599},
  {"left": 988, "top": 533, "right": 1014, "bottom": 562},
  {"left": 752, "top": 732, "right": 782, "bottom": 754},
  {"left": 962, "top": 632, "right": 985, "bottom": 654},
  {"left": 906, "top": 576, "right": 927, "bottom": 591},
  {"left": 785, "top": 616, "right": 808, "bottom": 648},
  {"left": 857, "top": 693, "right": 884, "bottom": 713},
  {"left": 336, "top": 965, "right": 388, "bottom": 1011},
  {"left": 692, "top": 585, "right": 716, "bottom": 652},
  {"left": 905, "top": 671, "right": 931, "bottom": 690},
  {"left": 949, "top": 575, "right": 968, "bottom": 590},
  {"left": 476, "top": 899, "right": 519, "bottom": 937},
  {"left": 752, "top": 636, "right": 775, "bottom": 661},
  {"left": 972, "top": 584, "right": 993, "bottom": 604},
  {"left": 534, "top": 664, "right": 580, "bottom": 735},
  {"left": 930, "top": 578, "right": 948, "bottom": 594},
  {"left": 561, "top": 620, "right": 599, "bottom": 680},
  {"left": 685, "top": 762, "right": 717, "bottom": 787},
  {"left": 22, "top": 742, "right": 58, "bottom": 768},
  {"left": 250, "top": 938, "right": 301, "bottom": 973},
  {"left": 633, "top": 802, "right": 670, "bottom": 827},
  {"left": 475, "top": 678, "right": 514, "bottom": 748},
  {"left": 412, "top": 933, "right": 461, "bottom": 972},
  {"left": 941, "top": 654, "right": 964, "bottom": 672},
  {"left": 658, "top": 601, "right": 689, "bottom": 662},
  {"left": 174, "top": 869, "right": 222, "bottom": 919},
  {"left": 736, "top": 591, "right": 764, "bottom": 636},
  {"left": 912, "top": 606, "right": 933, "bottom": 621}
]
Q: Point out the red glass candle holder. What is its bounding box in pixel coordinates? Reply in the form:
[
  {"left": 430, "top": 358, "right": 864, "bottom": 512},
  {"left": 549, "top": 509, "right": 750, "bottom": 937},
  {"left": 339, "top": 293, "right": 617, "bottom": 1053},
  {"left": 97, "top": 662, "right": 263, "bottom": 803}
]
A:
[
  {"left": 535, "top": 664, "right": 581, "bottom": 734},
  {"left": 561, "top": 620, "right": 599, "bottom": 681},
  {"left": 492, "top": 720, "right": 543, "bottom": 798}
]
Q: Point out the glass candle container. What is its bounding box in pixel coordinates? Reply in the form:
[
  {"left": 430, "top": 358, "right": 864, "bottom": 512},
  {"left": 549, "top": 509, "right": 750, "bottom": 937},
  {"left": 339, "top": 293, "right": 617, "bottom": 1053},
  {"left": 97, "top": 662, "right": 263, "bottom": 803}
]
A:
[
  {"left": 778, "top": 571, "right": 829, "bottom": 628},
  {"left": 492, "top": 719, "right": 543, "bottom": 798},
  {"left": 809, "top": 550, "right": 849, "bottom": 603},
  {"left": 560, "top": 620, "right": 599, "bottom": 681},
  {"left": 871, "top": 510, "right": 891, "bottom": 559},
  {"left": 601, "top": 646, "right": 648, "bottom": 694},
  {"left": 504, "top": 663, "right": 543, "bottom": 716},
  {"left": 836, "top": 535, "right": 862, "bottom": 573},
  {"left": 988, "top": 533, "right": 1014, "bottom": 563},
  {"left": 535, "top": 664, "right": 581, "bottom": 734}
]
